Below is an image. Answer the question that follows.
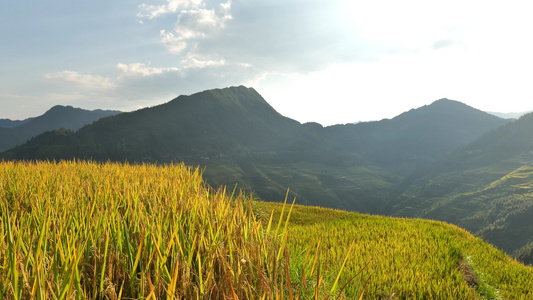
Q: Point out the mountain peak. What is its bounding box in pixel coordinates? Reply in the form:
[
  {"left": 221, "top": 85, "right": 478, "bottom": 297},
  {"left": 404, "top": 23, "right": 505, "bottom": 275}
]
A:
[
  {"left": 430, "top": 98, "right": 469, "bottom": 107},
  {"left": 49, "top": 104, "right": 74, "bottom": 110},
  {"left": 46, "top": 105, "right": 79, "bottom": 114},
  {"left": 2, "top": 86, "right": 309, "bottom": 161},
  {"left": 167, "top": 85, "right": 265, "bottom": 107},
  {"left": 396, "top": 98, "right": 504, "bottom": 122},
  {"left": 0, "top": 106, "right": 121, "bottom": 151}
]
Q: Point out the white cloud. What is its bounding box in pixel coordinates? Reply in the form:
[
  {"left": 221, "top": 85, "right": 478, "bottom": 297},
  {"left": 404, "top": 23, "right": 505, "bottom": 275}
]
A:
[
  {"left": 181, "top": 56, "right": 225, "bottom": 69},
  {"left": 139, "top": 0, "right": 233, "bottom": 60},
  {"left": 44, "top": 71, "right": 116, "bottom": 90},
  {"left": 159, "top": 30, "right": 188, "bottom": 54},
  {"left": 156, "top": 2, "right": 232, "bottom": 55},
  {"left": 116, "top": 63, "right": 180, "bottom": 79},
  {"left": 176, "top": 6, "right": 232, "bottom": 33},
  {"left": 138, "top": 0, "right": 204, "bottom": 19}
]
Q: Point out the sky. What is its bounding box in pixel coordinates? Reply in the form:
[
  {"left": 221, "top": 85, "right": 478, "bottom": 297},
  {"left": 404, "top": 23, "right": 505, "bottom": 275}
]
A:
[{"left": 1, "top": 0, "right": 533, "bottom": 126}]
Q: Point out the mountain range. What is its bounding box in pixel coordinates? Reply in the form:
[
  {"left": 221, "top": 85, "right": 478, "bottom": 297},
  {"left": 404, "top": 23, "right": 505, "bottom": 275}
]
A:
[
  {"left": 0, "top": 118, "right": 34, "bottom": 128},
  {"left": 0, "top": 105, "right": 121, "bottom": 151},
  {"left": 488, "top": 110, "right": 533, "bottom": 119},
  {"left": 3, "top": 86, "right": 533, "bottom": 263}
]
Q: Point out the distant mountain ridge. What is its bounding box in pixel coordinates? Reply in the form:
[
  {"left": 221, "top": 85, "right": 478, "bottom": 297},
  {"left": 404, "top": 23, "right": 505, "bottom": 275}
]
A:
[
  {"left": 487, "top": 110, "right": 533, "bottom": 119},
  {"left": 1, "top": 94, "right": 507, "bottom": 163},
  {"left": 325, "top": 98, "right": 509, "bottom": 174},
  {"left": 0, "top": 105, "right": 121, "bottom": 151},
  {"left": 0, "top": 118, "right": 34, "bottom": 128}
]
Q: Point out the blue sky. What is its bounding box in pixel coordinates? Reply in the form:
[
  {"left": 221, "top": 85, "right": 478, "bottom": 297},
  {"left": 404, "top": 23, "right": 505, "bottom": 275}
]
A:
[{"left": 2, "top": 0, "right": 533, "bottom": 125}]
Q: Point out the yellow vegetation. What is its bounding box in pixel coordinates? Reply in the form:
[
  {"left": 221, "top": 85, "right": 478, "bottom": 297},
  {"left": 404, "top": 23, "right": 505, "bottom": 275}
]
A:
[{"left": 1, "top": 160, "right": 533, "bottom": 299}]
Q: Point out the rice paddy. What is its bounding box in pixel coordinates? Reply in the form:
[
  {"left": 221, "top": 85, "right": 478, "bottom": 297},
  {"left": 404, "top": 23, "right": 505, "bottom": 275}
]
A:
[{"left": 2, "top": 160, "right": 533, "bottom": 299}]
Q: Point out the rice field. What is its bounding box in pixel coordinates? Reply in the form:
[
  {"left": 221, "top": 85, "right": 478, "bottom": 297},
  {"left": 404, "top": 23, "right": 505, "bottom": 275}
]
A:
[
  {"left": 257, "top": 202, "right": 533, "bottom": 299},
  {"left": 0, "top": 160, "right": 323, "bottom": 299},
  {"left": 2, "top": 160, "right": 533, "bottom": 299}
]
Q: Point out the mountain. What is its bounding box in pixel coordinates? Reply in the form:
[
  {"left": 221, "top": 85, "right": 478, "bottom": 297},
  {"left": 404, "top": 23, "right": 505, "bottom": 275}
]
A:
[
  {"left": 0, "top": 105, "right": 121, "bottom": 151},
  {"left": 0, "top": 118, "right": 34, "bottom": 128},
  {"left": 1, "top": 86, "right": 321, "bottom": 159},
  {"left": 325, "top": 98, "right": 509, "bottom": 174},
  {"left": 392, "top": 113, "right": 533, "bottom": 260},
  {"left": 487, "top": 110, "right": 533, "bottom": 119},
  {"left": 0, "top": 87, "right": 509, "bottom": 215}
]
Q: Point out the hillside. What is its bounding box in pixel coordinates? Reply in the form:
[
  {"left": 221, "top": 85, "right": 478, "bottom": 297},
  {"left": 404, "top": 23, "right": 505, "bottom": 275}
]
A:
[
  {"left": 0, "top": 105, "right": 121, "bottom": 151},
  {"left": 2, "top": 160, "right": 533, "bottom": 299},
  {"left": 392, "top": 113, "right": 533, "bottom": 260}
]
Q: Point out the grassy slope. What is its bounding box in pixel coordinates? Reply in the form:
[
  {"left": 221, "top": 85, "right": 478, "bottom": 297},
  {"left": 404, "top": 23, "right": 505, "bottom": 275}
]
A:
[
  {"left": 393, "top": 161, "right": 533, "bottom": 258},
  {"left": 202, "top": 155, "right": 400, "bottom": 213},
  {"left": 256, "top": 201, "right": 533, "bottom": 299},
  {"left": 438, "top": 164, "right": 533, "bottom": 256}
]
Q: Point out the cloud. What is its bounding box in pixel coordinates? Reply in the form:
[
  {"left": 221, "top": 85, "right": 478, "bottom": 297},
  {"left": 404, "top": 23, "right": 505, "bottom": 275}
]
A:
[
  {"left": 160, "top": 30, "right": 188, "bottom": 54},
  {"left": 44, "top": 71, "right": 116, "bottom": 90},
  {"left": 181, "top": 55, "right": 226, "bottom": 69},
  {"left": 432, "top": 40, "right": 457, "bottom": 50},
  {"left": 153, "top": 2, "right": 232, "bottom": 55},
  {"left": 138, "top": 0, "right": 204, "bottom": 19},
  {"left": 139, "top": 0, "right": 377, "bottom": 77},
  {"left": 116, "top": 63, "right": 181, "bottom": 79}
]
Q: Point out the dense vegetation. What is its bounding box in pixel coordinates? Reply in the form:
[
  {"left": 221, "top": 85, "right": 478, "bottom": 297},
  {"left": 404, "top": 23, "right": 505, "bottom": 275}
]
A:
[{"left": 2, "top": 160, "right": 533, "bottom": 298}]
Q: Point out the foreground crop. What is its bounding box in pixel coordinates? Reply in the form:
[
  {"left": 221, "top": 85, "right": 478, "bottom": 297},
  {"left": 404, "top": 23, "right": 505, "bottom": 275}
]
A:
[
  {"left": 0, "top": 160, "right": 320, "bottom": 299},
  {"left": 2, "top": 160, "right": 533, "bottom": 299}
]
